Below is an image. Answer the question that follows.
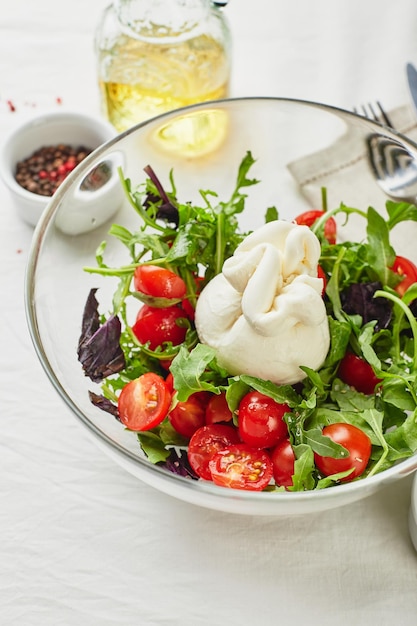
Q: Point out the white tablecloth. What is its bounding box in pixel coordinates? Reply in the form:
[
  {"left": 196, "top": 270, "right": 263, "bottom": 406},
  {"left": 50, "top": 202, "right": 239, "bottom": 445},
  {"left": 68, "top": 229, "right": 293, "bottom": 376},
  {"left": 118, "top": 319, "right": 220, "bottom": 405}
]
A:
[{"left": 2, "top": 2, "right": 417, "bottom": 624}]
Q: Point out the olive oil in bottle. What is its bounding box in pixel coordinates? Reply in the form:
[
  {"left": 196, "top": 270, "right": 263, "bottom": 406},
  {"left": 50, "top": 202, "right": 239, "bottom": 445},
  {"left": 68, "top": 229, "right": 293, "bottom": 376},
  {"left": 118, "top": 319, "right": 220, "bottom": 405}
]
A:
[{"left": 95, "top": 1, "right": 231, "bottom": 155}]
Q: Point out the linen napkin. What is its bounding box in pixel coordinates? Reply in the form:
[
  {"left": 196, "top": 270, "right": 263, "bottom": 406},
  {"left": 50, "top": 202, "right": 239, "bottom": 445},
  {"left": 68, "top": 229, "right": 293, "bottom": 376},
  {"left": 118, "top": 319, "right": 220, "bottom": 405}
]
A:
[{"left": 287, "top": 103, "right": 417, "bottom": 256}]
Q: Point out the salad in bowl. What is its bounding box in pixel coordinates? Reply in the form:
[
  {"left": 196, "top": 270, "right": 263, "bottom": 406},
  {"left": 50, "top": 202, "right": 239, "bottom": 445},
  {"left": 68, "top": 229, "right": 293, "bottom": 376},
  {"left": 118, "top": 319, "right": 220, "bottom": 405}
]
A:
[
  {"left": 78, "top": 151, "right": 417, "bottom": 493},
  {"left": 26, "top": 98, "right": 417, "bottom": 515}
]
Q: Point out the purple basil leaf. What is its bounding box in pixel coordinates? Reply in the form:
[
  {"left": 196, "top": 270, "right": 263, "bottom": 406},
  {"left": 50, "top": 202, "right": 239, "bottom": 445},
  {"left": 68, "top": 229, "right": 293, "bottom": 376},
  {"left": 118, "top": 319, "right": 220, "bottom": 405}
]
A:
[
  {"left": 158, "top": 448, "right": 198, "bottom": 479},
  {"left": 143, "top": 164, "right": 179, "bottom": 226},
  {"left": 78, "top": 289, "right": 126, "bottom": 382},
  {"left": 88, "top": 391, "right": 120, "bottom": 420},
  {"left": 78, "top": 288, "right": 100, "bottom": 344},
  {"left": 341, "top": 281, "right": 392, "bottom": 330}
]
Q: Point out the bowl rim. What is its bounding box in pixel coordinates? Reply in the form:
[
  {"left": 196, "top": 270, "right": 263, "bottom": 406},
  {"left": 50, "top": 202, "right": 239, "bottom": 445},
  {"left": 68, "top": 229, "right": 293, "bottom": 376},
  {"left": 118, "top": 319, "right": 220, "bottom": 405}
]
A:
[
  {"left": 24, "top": 96, "right": 417, "bottom": 503},
  {"left": 0, "top": 109, "right": 116, "bottom": 204}
]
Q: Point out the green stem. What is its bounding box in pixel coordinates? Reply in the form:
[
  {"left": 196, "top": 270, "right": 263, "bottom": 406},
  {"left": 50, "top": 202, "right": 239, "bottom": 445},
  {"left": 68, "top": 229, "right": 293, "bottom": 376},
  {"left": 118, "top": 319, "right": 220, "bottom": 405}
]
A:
[
  {"left": 326, "top": 246, "right": 347, "bottom": 322},
  {"left": 182, "top": 270, "right": 198, "bottom": 308},
  {"left": 375, "top": 288, "right": 417, "bottom": 371},
  {"left": 366, "top": 445, "right": 389, "bottom": 478},
  {"left": 321, "top": 187, "right": 328, "bottom": 213},
  {"left": 118, "top": 168, "right": 166, "bottom": 233},
  {"left": 83, "top": 264, "right": 138, "bottom": 276},
  {"left": 311, "top": 204, "right": 368, "bottom": 237},
  {"left": 215, "top": 211, "right": 226, "bottom": 275}
]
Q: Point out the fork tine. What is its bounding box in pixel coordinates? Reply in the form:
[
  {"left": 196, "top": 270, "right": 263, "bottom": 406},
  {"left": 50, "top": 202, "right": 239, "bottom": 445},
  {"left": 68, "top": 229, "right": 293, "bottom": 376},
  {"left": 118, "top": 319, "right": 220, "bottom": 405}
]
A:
[
  {"left": 355, "top": 101, "right": 394, "bottom": 128},
  {"left": 375, "top": 101, "right": 393, "bottom": 127},
  {"left": 362, "top": 102, "right": 381, "bottom": 123}
]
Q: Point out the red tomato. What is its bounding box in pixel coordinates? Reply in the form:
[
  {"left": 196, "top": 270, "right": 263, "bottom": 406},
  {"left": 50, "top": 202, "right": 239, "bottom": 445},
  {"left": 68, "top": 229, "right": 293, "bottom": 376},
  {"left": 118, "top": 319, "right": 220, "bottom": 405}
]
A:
[
  {"left": 317, "top": 265, "right": 327, "bottom": 296},
  {"left": 118, "top": 372, "right": 172, "bottom": 431},
  {"left": 271, "top": 439, "right": 295, "bottom": 488},
  {"left": 160, "top": 358, "right": 173, "bottom": 372},
  {"left": 164, "top": 372, "right": 174, "bottom": 393},
  {"left": 181, "top": 298, "right": 196, "bottom": 321},
  {"left": 205, "top": 392, "right": 233, "bottom": 424},
  {"left": 132, "top": 305, "right": 188, "bottom": 350},
  {"left": 181, "top": 276, "right": 204, "bottom": 321},
  {"left": 187, "top": 424, "right": 240, "bottom": 480},
  {"left": 168, "top": 392, "right": 210, "bottom": 439},
  {"left": 133, "top": 265, "right": 186, "bottom": 299},
  {"left": 391, "top": 255, "right": 417, "bottom": 297},
  {"left": 209, "top": 444, "right": 273, "bottom": 491},
  {"left": 238, "top": 391, "right": 290, "bottom": 448},
  {"left": 338, "top": 352, "right": 381, "bottom": 395},
  {"left": 294, "top": 209, "right": 337, "bottom": 244},
  {"left": 314, "top": 423, "right": 372, "bottom": 481}
]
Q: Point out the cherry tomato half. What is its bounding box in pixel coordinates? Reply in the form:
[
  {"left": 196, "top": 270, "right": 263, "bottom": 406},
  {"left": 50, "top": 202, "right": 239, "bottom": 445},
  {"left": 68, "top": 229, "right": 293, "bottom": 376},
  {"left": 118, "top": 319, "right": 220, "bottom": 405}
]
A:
[
  {"left": 314, "top": 423, "right": 372, "bottom": 482},
  {"left": 132, "top": 305, "right": 188, "bottom": 350},
  {"left": 271, "top": 439, "right": 295, "bottom": 488},
  {"left": 338, "top": 352, "right": 381, "bottom": 395},
  {"left": 209, "top": 444, "right": 273, "bottom": 491},
  {"left": 118, "top": 372, "right": 172, "bottom": 431},
  {"left": 294, "top": 209, "right": 337, "bottom": 245},
  {"left": 391, "top": 255, "right": 417, "bottom": 297},
  {"left": 133, "top": 265, "right": 186, "bottom": 299},
  {"left": 205, "top": 392, "right": 233, "bottom": 424},
  {"left": 187, "top": 424, "right": 240, "bottom": 481},
  {"left": 168, "top": 392, "right": 211, "bottom": 439},
  {"left": 238, "top": 391, "right": 290, "bottom": 449}
]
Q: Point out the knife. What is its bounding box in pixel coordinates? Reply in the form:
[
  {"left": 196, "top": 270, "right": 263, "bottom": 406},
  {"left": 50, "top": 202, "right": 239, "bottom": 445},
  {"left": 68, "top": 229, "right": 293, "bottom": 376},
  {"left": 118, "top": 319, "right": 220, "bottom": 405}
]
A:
[{"left": 406, "top": 62, "right": 417, "bottom": 116}]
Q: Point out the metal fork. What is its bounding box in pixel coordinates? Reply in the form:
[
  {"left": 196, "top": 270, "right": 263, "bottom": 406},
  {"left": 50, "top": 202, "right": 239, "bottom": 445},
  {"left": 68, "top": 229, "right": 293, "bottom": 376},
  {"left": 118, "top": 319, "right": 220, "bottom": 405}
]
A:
[
  {"left": 355, "top": 101, "right": 417, "bottom": 203},
  {"left": 354, "top": 100, "right": 394, "bottom": 128}
]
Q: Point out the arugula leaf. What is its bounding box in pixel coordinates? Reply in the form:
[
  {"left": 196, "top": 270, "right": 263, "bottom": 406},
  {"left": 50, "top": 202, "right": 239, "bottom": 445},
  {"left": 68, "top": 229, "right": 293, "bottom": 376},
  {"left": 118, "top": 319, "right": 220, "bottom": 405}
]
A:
[
  {"left": 315, "top": 469, "right": 354, "bottom": 488},
  {"left": 170, "top": 344, "right": 228, "bottom": 401},
  {"left": 386, "top": 200, "right": 417, "bottom": 229},
  {"left": 289, "top": 444, "right": 316, "bottom": 492},
  {"left": 385, "top": 408, "right": 417, "bottom": 456},
  {"left": 265, "top": 206, "right": 279, "bottom": 222},
  {"left": 225, "top": 378, "right": 250, "bottom": 424},
  {"left": 239, "top": 375, "right": 301, "bottom": 407},
  {"left": 366, "top": 206, "right": 396, "bottom": 285},
  {"left": 360, "top": 408, "right": 389, "bottom": 477},
  {"left": 137, "top": 431, "right": 171, "bottom": 464},
  {"left": 303, "top": 427, "right": 348, "bottom": 458}
]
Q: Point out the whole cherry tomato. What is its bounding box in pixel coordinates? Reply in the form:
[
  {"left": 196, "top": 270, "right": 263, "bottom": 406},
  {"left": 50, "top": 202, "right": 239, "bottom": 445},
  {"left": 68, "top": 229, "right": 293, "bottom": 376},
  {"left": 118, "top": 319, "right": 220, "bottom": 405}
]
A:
[
  {"left": 271, "top": 439, "right": 295, "bottom": 488},
  {"left": 294, "top": 209, "right": 337, "bottom": 245},
  {"left": 314, "top": 423, "right": 371, "bottom": 481},
  {"left": 205, "top": 392, "right": 233, "bottom": 424},
  {"left": 132, "top": 305, "right": 188, "bottom": 350},
  {"left": 209, "top": 444, "right": 273, "bottom": 491},
  {"left": 118, "top": 372, "right": 172, "bottom": 431},
  {"left": 338, "top": 352, "right": 381, "bottom": 395},
  {"left": 168, "top": 392, "right": 211, "bottom": 439},
  {"left": 391, "top": 255, "right": 417, "bottom": 297},
  {"left": 238, "top": 391, "right": 290, "bottom": 448},
  {"left": 187, "top": 424, "right": 240, "bottom": 480},
  {"left": 133, "top": 265, "right": 186, "bottom": 299}
]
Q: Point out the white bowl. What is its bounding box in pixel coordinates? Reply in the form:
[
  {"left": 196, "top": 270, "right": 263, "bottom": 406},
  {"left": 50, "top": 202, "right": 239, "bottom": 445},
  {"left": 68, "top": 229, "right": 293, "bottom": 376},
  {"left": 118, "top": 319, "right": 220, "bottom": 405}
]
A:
[
  {"left": 409, "top": 475, "right": 417, "bottom": 550},
  {"left": 0, "top": 110, "right": 123, "bottom": 232},
  {"left": 25, "top": 98, "right": 417, "bottom": 515}
]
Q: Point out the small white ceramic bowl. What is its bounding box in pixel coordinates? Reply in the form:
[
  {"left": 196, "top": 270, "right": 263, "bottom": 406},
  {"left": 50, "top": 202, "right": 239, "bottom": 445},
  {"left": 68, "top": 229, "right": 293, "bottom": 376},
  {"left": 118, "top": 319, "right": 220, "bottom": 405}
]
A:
[{"left": 0, "top": 110, "right": 123, "bottom": 232}]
